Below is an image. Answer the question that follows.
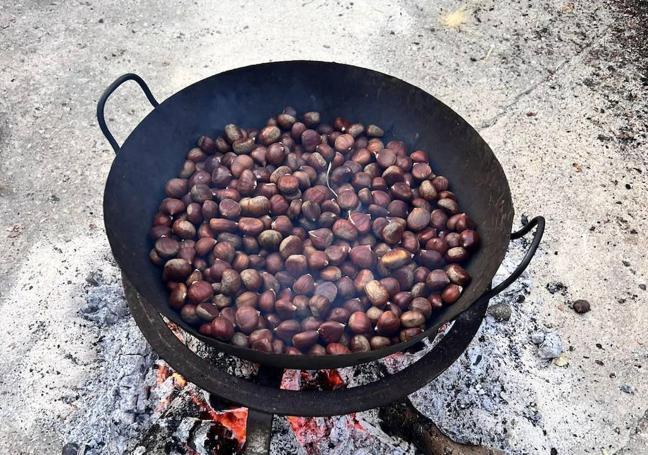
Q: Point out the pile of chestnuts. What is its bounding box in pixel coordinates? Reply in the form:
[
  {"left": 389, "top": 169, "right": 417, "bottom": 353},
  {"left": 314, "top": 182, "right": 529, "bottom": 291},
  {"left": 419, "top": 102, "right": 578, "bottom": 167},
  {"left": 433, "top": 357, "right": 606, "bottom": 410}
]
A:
[{"left": 149, "top": 107, "right": 479, "bottom": 356}]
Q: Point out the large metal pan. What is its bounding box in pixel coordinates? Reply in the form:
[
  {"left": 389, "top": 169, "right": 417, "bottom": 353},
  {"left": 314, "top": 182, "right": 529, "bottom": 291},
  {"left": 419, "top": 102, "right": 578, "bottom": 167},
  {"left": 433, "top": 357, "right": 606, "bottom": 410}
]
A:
[{"left": 99, "top": 61, "right": 544, "bottom": 369}]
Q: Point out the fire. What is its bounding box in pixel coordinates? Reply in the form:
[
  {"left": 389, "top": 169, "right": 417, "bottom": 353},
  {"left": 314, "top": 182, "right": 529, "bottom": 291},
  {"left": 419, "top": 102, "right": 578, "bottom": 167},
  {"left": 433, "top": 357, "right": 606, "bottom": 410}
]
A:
[
  {"left": 155, "top": 363, "right": 170, "bottom": 384},
  {"left": 321, "top": 370, "right": 344, "bottom": 390},
  {"left": 285, "top": 369, "right": 364, "bottom": 453},
  {"left": 152, "top": 360, "right": 248, "bottom": 450},
  {"left": 296, "top": 369, "right": 346, "bottom": 391},
  {"left": 152, "top": 358, "right": 367, "bottom": 452},
  {"left": 349, "top": 414, "right": 364, "bottom": 431},
  {"left": 214, "top": 408, "right": 248, "bottom": 445},
  {"left": 186, "top": 388, "right": 248, "bottom": 446},
  {"left": 287, "top": 416, "right": 330, "bottom": 452},
  {"left": 153, "top": 362, "right": 187, "bottom": 412},
  {"left": 171, "top": 372, "right": 187, "bottom": 388},
  {"left": 154, "top": 363, "right": 187, "bottom": 390}
]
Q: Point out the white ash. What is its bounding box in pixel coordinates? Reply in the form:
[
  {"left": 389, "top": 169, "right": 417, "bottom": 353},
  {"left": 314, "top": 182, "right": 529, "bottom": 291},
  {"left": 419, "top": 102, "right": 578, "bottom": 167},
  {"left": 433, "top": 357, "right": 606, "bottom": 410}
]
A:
[
  {"left": 0, "top": 233, "right": 568, "bottom": 455},
  {"left": 408, "top": 242, "right": 576, "bottom": 454},
  {"left": 351, "top": 410, "right": 415, "bottom": 455},
  {"left": 537, "top": 332, "right": 563, "bottom": 360},
  {"left": 324, "top": 411, "right": 414, "bottom": 455},
  {"left": 174, "top": 417, "right": 205, "bottom": 453},
  {"left": 272, "top": 369, "right": 415, "bottom": 454},
  {"left": 0, "top": 236, "right": 156, "bottom": 454},
  {"left": 530, "top": 331, "right": 545, "bottom": 345},
  {"left": 487, "top": 302, "right": 513, "bottom": 321},
  {"left": 62, "top": 245, "right": 156, "bottom": 454},
  {"left": 269, "top": 410, "right": 414, "bottom": 455},
  {"left": 270, "top": 417, "right": 304, "bottom": 455}
]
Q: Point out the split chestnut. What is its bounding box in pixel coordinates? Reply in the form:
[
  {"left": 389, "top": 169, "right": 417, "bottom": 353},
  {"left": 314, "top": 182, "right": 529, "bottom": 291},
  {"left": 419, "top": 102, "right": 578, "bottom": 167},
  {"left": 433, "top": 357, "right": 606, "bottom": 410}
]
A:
[{"left": 150, "top": 107, "right": 480, "bottom": 356}]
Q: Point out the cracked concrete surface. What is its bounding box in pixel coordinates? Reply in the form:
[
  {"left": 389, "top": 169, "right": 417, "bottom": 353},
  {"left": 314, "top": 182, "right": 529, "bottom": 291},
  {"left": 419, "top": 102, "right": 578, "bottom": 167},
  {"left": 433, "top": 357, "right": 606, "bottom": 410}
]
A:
[{"left": 0, "top": 0, "right": 646, "bottom": 453}]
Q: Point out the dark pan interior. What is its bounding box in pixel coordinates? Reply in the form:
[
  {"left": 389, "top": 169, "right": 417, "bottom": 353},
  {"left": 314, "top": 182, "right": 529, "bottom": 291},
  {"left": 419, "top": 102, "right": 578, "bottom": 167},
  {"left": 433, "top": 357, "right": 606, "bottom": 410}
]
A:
[{"left": 103, "top": 61, "right": 514, "bottom": 369}]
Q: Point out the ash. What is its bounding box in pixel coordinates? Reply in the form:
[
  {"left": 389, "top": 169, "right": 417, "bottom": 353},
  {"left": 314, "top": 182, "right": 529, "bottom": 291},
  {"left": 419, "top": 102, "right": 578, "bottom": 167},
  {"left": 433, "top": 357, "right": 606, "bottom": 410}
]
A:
[
  {"left": 0, "top": 236, "right": 156, "bottom": 454},
  {"left": 272, "top": 240, "right": 561, "bottom": 455},
  {"left": 66, "top": 251, "right": 156, "bottom": 454},
  {"left": 270, "top": 411, "right": 415, "bottom": 455},
  {"left": 0, "top": 234, "right": 558, "bottom": 454},
  {"left": 270, "top": 239, "right": 561, "bottom": 455},
  {"left": 408, "top": 241, "right": 565, "bottom": 454}
]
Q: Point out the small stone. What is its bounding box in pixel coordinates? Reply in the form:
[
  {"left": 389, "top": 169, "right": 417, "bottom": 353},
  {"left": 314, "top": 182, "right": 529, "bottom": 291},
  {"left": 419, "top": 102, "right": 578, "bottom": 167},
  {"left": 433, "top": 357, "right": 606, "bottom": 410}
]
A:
[
  {"left": 553, "top": 353, "right": 569, "bottom": 367},
  {"left": 620, "top": 384, "right": 636, "bottom": 394},
  {"left": 62, "top": 443, "right": 84, "bottom": 455},
  {"left": 487, "top": 303, "right": 511, "bottom": 321},
  {"left": 639, "top": 284, "right": 646, "bottom": 291},
  {"left": 530, "top": 331, "right": 545, "bottom": 345},
  {"left": 538, "top": 332, "right": 562, "bottom": 360},
  {"left": 572, "top": 299, "right": 591, "bottom": 314}
]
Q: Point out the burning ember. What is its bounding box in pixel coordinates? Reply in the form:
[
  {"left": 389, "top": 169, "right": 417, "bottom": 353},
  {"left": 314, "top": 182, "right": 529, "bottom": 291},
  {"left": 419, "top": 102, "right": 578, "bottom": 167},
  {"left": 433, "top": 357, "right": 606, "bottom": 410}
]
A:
[
  {"left": 151, "top": 360, "right": 249, "bottom": 452},
  {"left": 130, "top": 290, "right": 468, "bottom": 454},
  {"left": 147, "top": 362, "right": 369, "bottom": 454},
  {"left": 281, "top": 369, "right": 365, "bottom": 454}
]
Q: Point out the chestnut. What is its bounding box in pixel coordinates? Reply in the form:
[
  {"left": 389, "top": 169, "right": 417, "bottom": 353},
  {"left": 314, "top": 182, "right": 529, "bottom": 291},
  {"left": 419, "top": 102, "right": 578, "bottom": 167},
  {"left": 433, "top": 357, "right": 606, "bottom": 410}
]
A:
[
  {"left": 380, "top": 248, "right": 411, "bottom": 269},
  {"left": 155, "top": 237, "right": 179, "bottom": 258},
  {"left": 169, "top": 283, "right": 187, "bottom": 310},
  {"left": 187, "top": 280, "right": 214, "bottom": 304},
  {"left": 370, "top": 336, "right": 391, "bottom": 350},
  {"left": 292, "top": 330, "right": 319, "bottom": 351},
  {"left": 315, "top": 281, "right": 338, "bottom": 303},
  {"left": 376, "top": 311, "right": 400, "bottom": 336},
  {"left": 153, "top": 111, "right": 480, "bottom": 355},
  {"left": 350, "top": 335, "right": 371, "bottom": 352},
  {"left": 446, "top": 264, "right": 471, "bottom": 286},
  {"left": 231, "top": 332, "right": 249, "bottom": 348},
  {"left": 410, "top": 297, "right": 433, "bottom": 319},
  {"left": 235, "top": 306, "right": 260, "bottom": 334},
  {"left": 328, "top": 307, "right": 351, "bottom": 324},
  {"left": 211, "top": 317, "right": 234, "bottom": 341},
  {"left": 196, "top": 302, "right": 220, "bottom": 321},
  {"left": 400, "top": 310, "right": 425, "bottom": 328},
  {"left": 326, "top": 343, "right": 351, "bottom": 355},
  {"left": 318, "top": 321, "right": 345, "bottom": 344},
  {"left": 407, "top": 208, "right": 431, "bottom": 231},
  {"left": 426, "top": 269, "right": 450, "bottom": 291},
  {"left": 441, "top": 284, "right": 463, "bottom": 304},
  {"left": 163, "top": 258, "right": 192, "bottom": 282},
  {"left": 364, "top": 280, "right": 389, "bottom": 308}
]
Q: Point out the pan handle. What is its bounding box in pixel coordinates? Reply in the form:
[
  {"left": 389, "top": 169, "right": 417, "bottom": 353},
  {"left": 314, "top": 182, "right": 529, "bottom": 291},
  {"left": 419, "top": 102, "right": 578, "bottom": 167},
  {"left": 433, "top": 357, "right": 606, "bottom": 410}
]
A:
[
  {"left": 97, "top": 73, "right": 159, "bottom": 153},
  {"left": 483, "top": 216, "right": 545, "bottom": 299}
]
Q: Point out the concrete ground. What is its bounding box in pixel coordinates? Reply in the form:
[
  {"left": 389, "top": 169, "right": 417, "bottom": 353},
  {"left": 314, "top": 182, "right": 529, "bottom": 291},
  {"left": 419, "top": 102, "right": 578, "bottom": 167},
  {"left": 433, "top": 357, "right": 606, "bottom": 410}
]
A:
[{"left": 0, "top": 0, "right": 646, "bottom": 454}]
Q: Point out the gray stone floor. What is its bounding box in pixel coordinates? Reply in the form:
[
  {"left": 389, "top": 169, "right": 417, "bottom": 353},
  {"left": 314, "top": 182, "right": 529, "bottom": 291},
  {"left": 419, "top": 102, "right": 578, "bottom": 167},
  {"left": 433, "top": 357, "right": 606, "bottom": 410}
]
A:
[{"left": 0, "top": 0, "right": 646, "bottom": 453}]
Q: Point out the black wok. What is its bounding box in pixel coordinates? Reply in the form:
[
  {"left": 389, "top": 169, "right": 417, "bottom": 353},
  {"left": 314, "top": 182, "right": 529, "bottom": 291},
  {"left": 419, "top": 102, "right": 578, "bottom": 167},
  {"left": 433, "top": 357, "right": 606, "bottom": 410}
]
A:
[{"left": 99, "top": 61, "right": 544, "bottom": 369}]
